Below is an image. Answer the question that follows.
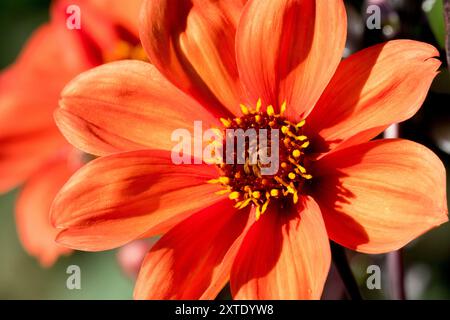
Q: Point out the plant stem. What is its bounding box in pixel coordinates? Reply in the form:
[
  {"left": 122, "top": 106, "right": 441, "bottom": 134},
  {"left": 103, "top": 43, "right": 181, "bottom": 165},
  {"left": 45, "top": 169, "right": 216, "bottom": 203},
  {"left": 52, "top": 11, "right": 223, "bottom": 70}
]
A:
[
  {"left": 330, "top": 241, "right": 363, "bottom": 300},
  {"left": 387, "top": 249, "right": 406, "bottom": 300},
  {"left": 444, "top": 0, "right": 450, "bottom": 72},
  {"left": 383, "top": 124, "right": 406, "bottom": 300}
]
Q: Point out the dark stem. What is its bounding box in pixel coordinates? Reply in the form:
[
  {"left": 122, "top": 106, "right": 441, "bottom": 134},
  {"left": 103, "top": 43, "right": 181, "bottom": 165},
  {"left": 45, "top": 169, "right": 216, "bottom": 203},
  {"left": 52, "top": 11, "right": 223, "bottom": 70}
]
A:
[
  {"left": 387, "top": 250, "right": 406, "bottom": 300},
  {"left": 444, "top": 0, "right": 450, "bottom": 72},
  {"left": 330, "top": 241, "right": 363, "bottom": 300}
]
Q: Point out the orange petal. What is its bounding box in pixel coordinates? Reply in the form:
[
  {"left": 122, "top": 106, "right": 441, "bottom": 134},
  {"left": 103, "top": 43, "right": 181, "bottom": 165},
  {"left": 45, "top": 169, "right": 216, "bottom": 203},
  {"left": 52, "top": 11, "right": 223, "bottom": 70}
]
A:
[
  {"left": 134, "top": 199, "right": 251, "bottom": 300},
  {"left": 307, "top": 40, "right": 441, "bottom": 152},
  {"left": 51, "top": 150, "right": 225, "bottom": 251},
  {"left": 231, "top": 197, "right": 331, "bottom": 299},
  {"left": 236, "top": 0, "right": 346, "bottom": 119},
  {"left": 51, "top": 0, "right": 136, "bottom": 58},
  {"left": 0, "top": 23, "right": 92, "bottom": 135},
  {"left": 313, "top": 139, "right": 448, "bottom": 254},
  {"left": 140, "top": 0, "right": 247, "bottom": 116},
  {"left": 0, "top": 22, "right": 93, "bottom": 192},
  {"left": 16, "top": 153, "right": 78, "bottom": 267},
  {"left": 57, "top": 60, "right": 221, "bottom": 156},
  {"left": 0, "top": 131, "right": 67, "bottom": 193}
]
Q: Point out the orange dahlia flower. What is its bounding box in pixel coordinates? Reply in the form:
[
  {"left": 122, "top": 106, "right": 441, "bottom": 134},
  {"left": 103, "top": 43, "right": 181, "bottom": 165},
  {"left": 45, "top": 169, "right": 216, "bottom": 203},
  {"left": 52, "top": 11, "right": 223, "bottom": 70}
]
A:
[
  {"left": 52, "top": 0, "right": 448, "bottom": 299},
  {"left": 0, "top": 0, "right": 144, "bottom": 266}
]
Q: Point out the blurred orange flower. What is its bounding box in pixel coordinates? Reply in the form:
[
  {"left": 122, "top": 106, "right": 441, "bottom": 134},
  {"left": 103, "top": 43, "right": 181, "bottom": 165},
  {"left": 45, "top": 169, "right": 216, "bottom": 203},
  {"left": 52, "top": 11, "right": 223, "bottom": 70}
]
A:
[
  {"left": 52, "top": 0, "right": 448, "bottom": 299},
  {"left": 0, "top": 0, "right": 144, "bottom": 266}
]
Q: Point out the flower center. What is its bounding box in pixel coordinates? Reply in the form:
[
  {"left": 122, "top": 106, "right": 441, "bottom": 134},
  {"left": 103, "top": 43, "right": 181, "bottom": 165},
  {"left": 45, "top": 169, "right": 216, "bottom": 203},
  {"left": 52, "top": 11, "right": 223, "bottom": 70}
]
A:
[{"left": 209, "top": 99, "right": 312, "bottom": 220}]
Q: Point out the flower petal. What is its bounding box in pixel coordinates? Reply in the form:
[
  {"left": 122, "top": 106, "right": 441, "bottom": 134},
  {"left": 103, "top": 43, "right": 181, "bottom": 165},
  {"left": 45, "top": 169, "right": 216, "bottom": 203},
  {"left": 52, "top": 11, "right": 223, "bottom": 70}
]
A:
[
  {"left": 16, "top": 154, "right": 78, "bottom": 267},
  {"left": 57, "top": 60, "right": 221, "bottom": 156},
  {"left": 51, "top": 0, "right": 137, "bottom": 59},
  {"left": 140, "top": 0, "right": 247, "bottom": 115},
  {"left": 51, "top": 150, "right": 225, "bottom": 251},
  {"left": 0, "top": 130, "right": 68, "bottom": 193},
  {"left": 236, "top": 0, "right": 346, "bottom": 119},
  {"left": 134, "top": 199, "right": 251, "bottom": 300},
  {"left": 0, "top": 22, "right": 93, "bottom": 192},
  {"left": 231, "top": 196, "right": 331, "bottom": 299},
  {"left": 0, "top": 24, "right": 92, "bottom": 135},
  {"left": 313, "top": 139, "right": 448, "bottom": 254},
  {"left": 307, "top": 40, "right": 441, "bottom": 152}
]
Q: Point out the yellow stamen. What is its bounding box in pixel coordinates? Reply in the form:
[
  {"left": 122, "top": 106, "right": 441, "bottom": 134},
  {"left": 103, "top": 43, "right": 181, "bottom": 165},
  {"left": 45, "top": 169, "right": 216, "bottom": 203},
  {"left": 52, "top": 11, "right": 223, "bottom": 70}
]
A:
[
  {"left": 255, "top": 206, "right": 262, "bottom": 221},
  {"left": 213, "top": 100, "right": 313, "bottom": 222},
  {"left": 256, "top": 98, "right": 262, "bottom": 112},
  {"left": 261, "top": 199, "right": 270, "bottom": 214},
  {"left": 293, "top": 192, "right": 299, "bottom": 204},
  {"left": 292, "top": 149, "right": 301, "bottom": 158},
  {"left": 235, "top": 198, "right": 252, "bottom": 209},
  {"left": 215, "top": 189, "right": 231, "bottom": 195},
  {"left": 274, "top": 177, "right": 295, "bottom": 193},
  {"left": 218, "top": 176, "right": 230, "bottom": 185},
  {"left": 296, "top": 119, "right": 306, "bottom": 128},
  {"left": 229, "top": 191, "right": 240, "bottom": 200},
  {"left": 240, "top": 104, "right": 250, "bottom": 115},
  {"left": 297, "top": 165, "right": 307, "bottom": 174},
  {"left": 280, "top": 101, "right": 287, "bottom": 115},
  {"left": 252, "top": 191, "right": 261, "bottom": 199},
  {"left": 301, "top": 174, "right": 313, "bottom": 180},
  {"left": 270, "top": 189, "right": 280, "bottom": 197},
  {"left": 220, "top": 118, "right": 231, "bottom": 128},
  {"left": 288, "top": 157, "right": 306, "bottom": 173}
]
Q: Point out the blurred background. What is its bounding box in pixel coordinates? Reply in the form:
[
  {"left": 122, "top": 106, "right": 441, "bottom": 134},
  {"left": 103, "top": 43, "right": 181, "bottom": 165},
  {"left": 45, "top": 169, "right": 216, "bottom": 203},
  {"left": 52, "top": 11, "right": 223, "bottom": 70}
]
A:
[{"left": 0, "top": 0, "right": 449, "bottom": 299}]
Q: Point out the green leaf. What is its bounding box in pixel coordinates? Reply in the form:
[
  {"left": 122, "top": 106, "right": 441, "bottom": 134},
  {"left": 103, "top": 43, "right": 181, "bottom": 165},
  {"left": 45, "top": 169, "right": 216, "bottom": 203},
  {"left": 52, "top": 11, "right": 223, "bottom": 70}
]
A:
[{"left": 424, "top": 0, "right": 446, "bottom": 48}]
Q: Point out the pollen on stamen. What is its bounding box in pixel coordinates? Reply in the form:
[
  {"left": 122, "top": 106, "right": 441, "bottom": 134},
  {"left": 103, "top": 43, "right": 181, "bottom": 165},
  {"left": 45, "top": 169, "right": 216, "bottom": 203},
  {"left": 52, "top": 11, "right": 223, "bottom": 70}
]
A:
[{"left": 211, "top": 99, "right": 313, "bottom": 220}]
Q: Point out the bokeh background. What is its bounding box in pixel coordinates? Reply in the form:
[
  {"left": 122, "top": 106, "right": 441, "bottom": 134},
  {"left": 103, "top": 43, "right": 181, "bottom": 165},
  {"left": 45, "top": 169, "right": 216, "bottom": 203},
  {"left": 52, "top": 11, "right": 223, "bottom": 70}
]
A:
[{"left": 0, "top": 0, "right": 449, "bottom": 299}]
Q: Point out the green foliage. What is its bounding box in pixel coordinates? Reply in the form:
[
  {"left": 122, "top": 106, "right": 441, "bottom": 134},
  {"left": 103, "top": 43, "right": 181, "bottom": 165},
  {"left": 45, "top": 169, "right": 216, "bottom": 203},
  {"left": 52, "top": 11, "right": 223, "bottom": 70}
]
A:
[{"left": 425, "top": 0, "right": 446, "bottom": 48}]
